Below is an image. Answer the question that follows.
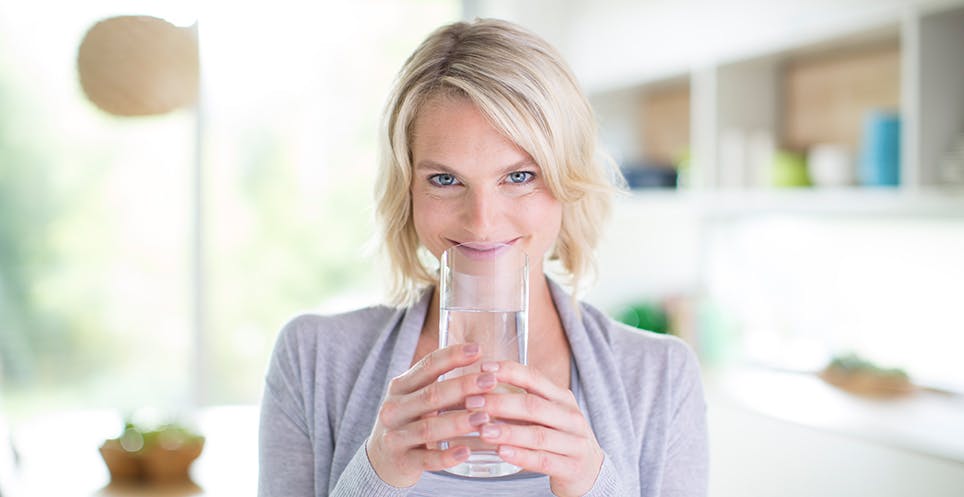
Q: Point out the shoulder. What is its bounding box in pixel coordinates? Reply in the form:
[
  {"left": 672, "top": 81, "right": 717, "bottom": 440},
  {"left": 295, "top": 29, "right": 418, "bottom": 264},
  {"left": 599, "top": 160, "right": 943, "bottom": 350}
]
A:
[
  {"left": 272, "top": 304, "right": 404, "bottom": 361},
  {"left": 266, "top": 304, "right": 405, "bottom": 385},
  {"left": 261, "top": 304, "right": 410, "bottom": 445},
  {"left": 263, "top": 304, "right": 408, "bottom": 404},
  {"left": 278, "top": 305, "right": 402, "bottom": 342}
]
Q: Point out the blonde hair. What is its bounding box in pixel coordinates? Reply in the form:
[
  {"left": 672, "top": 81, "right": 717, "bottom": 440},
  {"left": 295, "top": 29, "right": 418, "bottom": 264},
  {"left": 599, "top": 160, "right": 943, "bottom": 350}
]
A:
[{"left": 374, "top": 18, "right": 624, "bottom": 306}]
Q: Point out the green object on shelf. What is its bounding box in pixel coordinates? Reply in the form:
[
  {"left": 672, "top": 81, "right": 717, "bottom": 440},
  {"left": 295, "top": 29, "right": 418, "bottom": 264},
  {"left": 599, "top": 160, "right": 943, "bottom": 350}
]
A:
[
  {"left": 771, "top": 150, "right": 811, "bottom": 187},
  {"left": 675, "top": 148, "right": 692, "bottom": 188},
  {"left": 616, "top": 302, "right": 668, "bottom": 334},
  {"left": 827, "top": 352, "right": 909, "bottom": 380}
]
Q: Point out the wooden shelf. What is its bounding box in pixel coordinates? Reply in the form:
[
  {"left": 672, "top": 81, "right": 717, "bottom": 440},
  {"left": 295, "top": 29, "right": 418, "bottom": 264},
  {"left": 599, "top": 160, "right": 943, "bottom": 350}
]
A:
[
  {"left": 577, "top": 1, "right": 964, "bottom": 197},
  {"left": 782, "top": 38, "right": 901, "bottom": 153},
  {"left": 592, "top": 76, "right": 691, "bottom": 166}
]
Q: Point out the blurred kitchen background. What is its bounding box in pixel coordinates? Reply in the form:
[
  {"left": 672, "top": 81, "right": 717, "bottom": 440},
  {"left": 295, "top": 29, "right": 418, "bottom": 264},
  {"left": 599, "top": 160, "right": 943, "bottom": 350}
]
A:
[{"left": 1, "top": 0, "right": 963, "bottom": 496}]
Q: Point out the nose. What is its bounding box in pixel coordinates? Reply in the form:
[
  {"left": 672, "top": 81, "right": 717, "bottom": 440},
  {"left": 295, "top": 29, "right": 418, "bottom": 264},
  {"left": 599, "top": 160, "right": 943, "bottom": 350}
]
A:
[{"left": 461, "top": 186, "right": 499, "bottom": 239}]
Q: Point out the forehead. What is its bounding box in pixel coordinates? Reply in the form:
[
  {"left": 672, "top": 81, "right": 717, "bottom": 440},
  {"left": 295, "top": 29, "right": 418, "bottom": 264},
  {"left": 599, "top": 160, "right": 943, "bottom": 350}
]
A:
[{"left": 411, "top": 96, "right": 534, "bottom": 169}]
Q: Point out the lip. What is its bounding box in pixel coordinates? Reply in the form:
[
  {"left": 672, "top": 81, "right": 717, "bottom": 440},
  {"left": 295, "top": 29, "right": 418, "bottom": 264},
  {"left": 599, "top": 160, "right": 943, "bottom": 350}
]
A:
[{"left": 446, "top": 238, "right": 520, "bottom": 260}]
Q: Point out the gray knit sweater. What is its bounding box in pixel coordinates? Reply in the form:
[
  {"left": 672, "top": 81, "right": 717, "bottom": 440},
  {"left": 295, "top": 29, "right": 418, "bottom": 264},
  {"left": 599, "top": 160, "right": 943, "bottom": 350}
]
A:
[{"left": 259, "top": 279, "right": 708, "bottom": 496}]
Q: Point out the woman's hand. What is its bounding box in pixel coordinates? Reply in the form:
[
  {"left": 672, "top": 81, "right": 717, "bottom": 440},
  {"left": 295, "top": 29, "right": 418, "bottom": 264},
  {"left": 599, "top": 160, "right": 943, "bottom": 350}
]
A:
[
  {"left": 366, "top": 343, "right": 497, "bottom": 488},
  {"left": 473, "top": 361, "right": 605, "bottom": 497}
]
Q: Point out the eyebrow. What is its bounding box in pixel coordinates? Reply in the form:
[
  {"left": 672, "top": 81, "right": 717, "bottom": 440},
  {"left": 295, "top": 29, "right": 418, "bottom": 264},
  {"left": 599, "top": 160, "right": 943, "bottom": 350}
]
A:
[{"left": 414, "top": 159, "right": 539, "bottom": 175}]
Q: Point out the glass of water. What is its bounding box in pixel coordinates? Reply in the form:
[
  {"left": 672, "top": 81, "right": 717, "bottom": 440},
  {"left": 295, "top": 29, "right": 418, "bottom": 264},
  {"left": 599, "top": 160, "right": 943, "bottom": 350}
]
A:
[{"left": 438, "top": 241, "right": 528, "bottom": 478}]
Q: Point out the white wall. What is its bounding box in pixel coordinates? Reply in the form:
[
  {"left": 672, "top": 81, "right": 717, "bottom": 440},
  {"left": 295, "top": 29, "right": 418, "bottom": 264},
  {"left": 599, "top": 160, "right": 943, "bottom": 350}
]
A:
[
  {"left": 470, "top": 0, "right": 964, "bottom": 93},
  {"left": 583, "top": 195, "right": 702, "bottom": 311}
]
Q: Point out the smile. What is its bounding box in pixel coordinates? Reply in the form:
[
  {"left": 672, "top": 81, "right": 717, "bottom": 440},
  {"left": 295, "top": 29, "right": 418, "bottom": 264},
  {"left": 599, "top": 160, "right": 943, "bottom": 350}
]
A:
[{"left": 447, "top": 238, "right": 520, "bottom": 260}]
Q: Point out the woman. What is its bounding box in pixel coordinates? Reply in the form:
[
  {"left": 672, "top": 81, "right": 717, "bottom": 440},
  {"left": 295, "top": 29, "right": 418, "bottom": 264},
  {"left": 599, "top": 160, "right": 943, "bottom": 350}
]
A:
[{"left": 259, "top": 18, "right": 708, "bottom": 497}]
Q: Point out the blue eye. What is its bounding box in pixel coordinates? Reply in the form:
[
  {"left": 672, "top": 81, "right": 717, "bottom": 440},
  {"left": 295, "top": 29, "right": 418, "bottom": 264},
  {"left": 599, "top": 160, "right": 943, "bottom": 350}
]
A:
[
  {"left": 429, "top": 173, "right": 459, "bottom": 186},
  {"left": 507, "top": 171, "right": 534, "bottom": 184}
]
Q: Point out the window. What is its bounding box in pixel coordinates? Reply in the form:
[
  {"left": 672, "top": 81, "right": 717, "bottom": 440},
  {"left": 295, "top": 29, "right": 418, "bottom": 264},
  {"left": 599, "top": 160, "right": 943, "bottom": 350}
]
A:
[
  {"left": 0, "top": 0, "right": 459, "bottom": 421},
  {"left": 702, "top": 214, "right": 964, "bottom": 392}
]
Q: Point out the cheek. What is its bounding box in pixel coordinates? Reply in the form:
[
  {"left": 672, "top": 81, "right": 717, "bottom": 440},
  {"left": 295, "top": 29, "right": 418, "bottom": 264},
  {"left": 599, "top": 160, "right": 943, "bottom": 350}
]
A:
[
  {"left": 523, "top": 195, "right": 563, "bottom": 241},
  {"left": 545, "top": 204, "right": 564, "bottom": 241},
  {"left": 411, "top": 193, "right": 446, "bottom": 249},
  {"left": 410, "top": 194, "right": 430, "bottom": 234}
]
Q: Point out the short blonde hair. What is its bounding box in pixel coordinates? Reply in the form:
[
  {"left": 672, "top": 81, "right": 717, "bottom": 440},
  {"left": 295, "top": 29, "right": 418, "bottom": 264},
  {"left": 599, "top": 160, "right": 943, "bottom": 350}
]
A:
[{"left": 374, "top": 18, "right": 623, "bottom": 306}]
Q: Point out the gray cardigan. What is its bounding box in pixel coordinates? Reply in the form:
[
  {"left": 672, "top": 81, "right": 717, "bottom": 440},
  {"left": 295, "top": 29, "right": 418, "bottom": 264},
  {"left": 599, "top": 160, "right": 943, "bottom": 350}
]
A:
[{"left": 259, "top": 280, "right": 708, "bottom": 496}]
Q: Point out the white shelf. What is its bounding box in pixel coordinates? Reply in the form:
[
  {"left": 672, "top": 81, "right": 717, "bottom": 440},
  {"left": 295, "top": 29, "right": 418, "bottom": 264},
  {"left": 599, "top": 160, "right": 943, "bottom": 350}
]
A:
[
  {"left": 620, "top": 187, "right": 964, "bottom": 218},
  {"left": 548, "top": 0, "right": 964, "bottom": 197}
]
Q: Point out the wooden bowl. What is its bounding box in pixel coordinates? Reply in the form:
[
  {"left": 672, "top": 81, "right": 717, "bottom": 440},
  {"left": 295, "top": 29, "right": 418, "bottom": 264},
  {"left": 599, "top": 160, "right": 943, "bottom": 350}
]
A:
[
  {"left": 99, "top": 438, "right": 205, "bottom": 484},
  {"left": 99, "top": 439, "right": 144, "bottom": 482},
  {"left": 819, "top": 367, "right": 916, "bottom": 398},
  {"left": 142, "top": 440, "right": 205, "bottom": 484}
]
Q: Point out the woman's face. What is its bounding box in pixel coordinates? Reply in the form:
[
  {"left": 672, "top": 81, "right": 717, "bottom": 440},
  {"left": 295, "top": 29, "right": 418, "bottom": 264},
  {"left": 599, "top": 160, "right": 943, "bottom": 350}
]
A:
[{"left": 410, "top": 96, "right": 562, "bottom": 275}]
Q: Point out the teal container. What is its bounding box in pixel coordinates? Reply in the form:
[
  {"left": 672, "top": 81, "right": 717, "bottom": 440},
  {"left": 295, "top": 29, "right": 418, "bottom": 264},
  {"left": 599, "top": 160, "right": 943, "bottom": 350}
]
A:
[{"left": 859, "top": 110, "right": 901, "bottom": 186}]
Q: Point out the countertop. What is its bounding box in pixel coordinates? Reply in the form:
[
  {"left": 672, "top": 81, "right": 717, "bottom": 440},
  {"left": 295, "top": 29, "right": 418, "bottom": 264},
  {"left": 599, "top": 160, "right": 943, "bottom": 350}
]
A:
[{"left": 704, "top": 366, "right": 964, "bottom": 465}]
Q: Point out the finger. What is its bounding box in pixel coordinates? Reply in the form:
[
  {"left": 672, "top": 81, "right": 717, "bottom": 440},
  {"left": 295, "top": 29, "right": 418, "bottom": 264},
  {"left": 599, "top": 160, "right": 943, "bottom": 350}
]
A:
[
  {"left": 383, "top": 371, "right": 498, "bottom": 426},
  {"left": 496, "top": 445, "right": 578, "bottom": 478},
  {"left": 408, "top": 445, "right": 473, "bottom": 473},
  {"left": 389, "top": 343, "right": 482, "bottom": 394},
  {"left": 478, "top": 391, "right": 587, "bottom": 434},
  {"left": 483, "top": 361, "right": 575, "bottom": 405},
  {"left": 420, "top": 411, "right": 439, "bottom": 450},
  {"left": 479, "top": 421, "right": 585, "bottom": 455},
  {"left": 390, "top": 410, "right": 491, "bottom": 449}
]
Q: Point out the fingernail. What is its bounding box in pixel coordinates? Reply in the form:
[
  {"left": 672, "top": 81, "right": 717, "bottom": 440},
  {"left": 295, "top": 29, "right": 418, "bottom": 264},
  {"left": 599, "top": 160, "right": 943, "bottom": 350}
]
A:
[
  {"left": 463, "top": 343, "right": 480, "bottom": 356},
  {"left": 477, "top": 373, "right": 496, "bottom": 389},
  {"left": 465, "top": 395, "right": 485, "bottom": 409},
  {"left": 469, "top": 411, "right": 489, "bottom": 425},
  {"left": 453, "top": 446, "right": 470, "bottom": 460},
  {"left": 498, "top": 446, "right": 515, "bottom": 458},
  {"left": 481, "top": 424, "right": 500, "bottom": 438},
  {"left": 481, "top": 361, "right": 500, "bottom": 372}
]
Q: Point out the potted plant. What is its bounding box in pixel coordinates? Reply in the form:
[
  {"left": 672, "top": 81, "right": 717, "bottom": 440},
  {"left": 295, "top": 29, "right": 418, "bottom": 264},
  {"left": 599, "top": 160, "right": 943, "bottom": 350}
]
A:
[{"left": 100, "top": 419, "right": 205, "bottom": 484}]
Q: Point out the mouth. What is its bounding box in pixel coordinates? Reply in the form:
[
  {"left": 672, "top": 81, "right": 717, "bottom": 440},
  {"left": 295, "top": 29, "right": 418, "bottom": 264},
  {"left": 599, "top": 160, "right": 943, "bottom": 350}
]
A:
[{"left": 446, "top": 238, "right": 520, "bottom": 259}]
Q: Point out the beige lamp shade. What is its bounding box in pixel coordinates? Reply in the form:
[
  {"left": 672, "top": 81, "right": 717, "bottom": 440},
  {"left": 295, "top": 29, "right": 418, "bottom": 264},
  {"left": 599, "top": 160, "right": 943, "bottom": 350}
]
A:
[{"left": 77, "top": 15, "right": 199, "bottom": 117}]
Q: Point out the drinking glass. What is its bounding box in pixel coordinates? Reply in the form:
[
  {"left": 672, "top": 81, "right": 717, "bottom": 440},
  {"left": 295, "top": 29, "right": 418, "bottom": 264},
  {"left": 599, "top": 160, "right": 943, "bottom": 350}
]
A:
[{"left": 438, "top": 242, "right": 528, "bottom": 478}]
